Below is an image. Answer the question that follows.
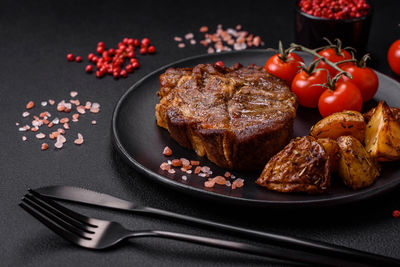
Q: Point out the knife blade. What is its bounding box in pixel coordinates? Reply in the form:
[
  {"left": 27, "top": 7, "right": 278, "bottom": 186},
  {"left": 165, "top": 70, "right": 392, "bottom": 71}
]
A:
[
  {"left": 35, "top": 185, "right": 137, "bottom": 211},
  {"left": 33, "top": 185, "right": 400, "bottom": 266}
]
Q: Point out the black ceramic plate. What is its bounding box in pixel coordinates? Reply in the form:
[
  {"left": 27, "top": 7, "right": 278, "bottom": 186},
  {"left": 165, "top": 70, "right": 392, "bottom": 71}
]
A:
[{"left": 112, "top": 50, "right": 400, "bottom": 208}]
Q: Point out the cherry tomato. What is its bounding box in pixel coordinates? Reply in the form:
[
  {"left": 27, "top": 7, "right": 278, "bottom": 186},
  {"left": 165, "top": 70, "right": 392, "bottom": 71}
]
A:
[
  {"left": 318, "top": 81, "right": 363, "bottom": 118},
  {"left": 315, "top": 48, "right": 352, "bottom": 77},
  {"left": 339, "top": 63, "right": 378, "bottom": 102},
  {"left": 388, "top": 39, "right": 400, "bottom": 76},
  {"left": 264, "top": 53, "right": 304, "bottom": 85},
  {"left": 291, "top": 69, "right": 329, "bottom": 108}
]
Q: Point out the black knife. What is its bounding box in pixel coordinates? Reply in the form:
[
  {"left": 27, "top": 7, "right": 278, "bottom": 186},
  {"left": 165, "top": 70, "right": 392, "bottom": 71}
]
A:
[{"left": 34, "top": 185, "right": 400, "bottom": 266}]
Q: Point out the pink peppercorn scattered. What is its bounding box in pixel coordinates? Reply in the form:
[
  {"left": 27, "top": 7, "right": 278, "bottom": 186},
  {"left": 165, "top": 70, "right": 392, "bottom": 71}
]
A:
[
  {"left": 85, "top": 65, "right": 93, "bottom": 73},
  {"left": 67, "top": 53, "right": 75, "bottom": 62},
  {"left": 215, "top": 61, "right": 225, "bottom": 68},
  {"left": 148, "top": 45, "right": 156, "bottom": 54},
  {"left": 393, "top": 210, "right": 400, "bottom": 218},
  {"left": 69, "top": 37, "right": 155, "bottom": 79}
]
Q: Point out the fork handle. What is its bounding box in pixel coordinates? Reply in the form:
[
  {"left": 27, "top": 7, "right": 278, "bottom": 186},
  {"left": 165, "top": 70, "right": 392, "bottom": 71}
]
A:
[{"left": 130, "top": 230, "right": 362, "bottom": 267}]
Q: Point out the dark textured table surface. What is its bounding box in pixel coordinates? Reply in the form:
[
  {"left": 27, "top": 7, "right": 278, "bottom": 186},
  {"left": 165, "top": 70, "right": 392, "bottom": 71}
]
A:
[{"left": 2, "top": 0, "right": 400, "bottom": 266}]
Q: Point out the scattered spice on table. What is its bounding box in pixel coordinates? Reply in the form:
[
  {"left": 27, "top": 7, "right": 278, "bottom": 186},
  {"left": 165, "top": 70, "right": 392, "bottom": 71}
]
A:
[
  {"left": 160, "top": 146, "right": 245, "bottom": 190},
  {"left": 16, "top": 91, "right": 100, "bottom": 151},
  {"left": 174, "top": 24, "right": 264, "bottom": 53},
  {"left": 67, "top": 37, "right": 156, "bottom": 80}
]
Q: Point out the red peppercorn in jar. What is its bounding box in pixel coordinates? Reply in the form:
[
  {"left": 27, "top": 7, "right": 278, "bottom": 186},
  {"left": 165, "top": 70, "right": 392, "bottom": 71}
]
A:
[{"left": 295, "top": 0, "right": 372, "bottom": 54}]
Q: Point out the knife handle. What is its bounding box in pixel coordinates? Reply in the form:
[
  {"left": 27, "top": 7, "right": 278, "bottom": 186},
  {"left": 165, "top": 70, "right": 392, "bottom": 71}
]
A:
[{"left": 137, "top": 206, "right": 399, "bottom": 266}]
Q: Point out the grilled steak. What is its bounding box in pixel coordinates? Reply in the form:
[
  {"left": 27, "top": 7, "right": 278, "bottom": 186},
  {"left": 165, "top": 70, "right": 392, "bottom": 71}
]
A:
[
  {"left": 155, "top": 63, "right": 297, "bottom": 171},
  {"left": 256, "top": 136, "right": 331, "bottom": 194}
]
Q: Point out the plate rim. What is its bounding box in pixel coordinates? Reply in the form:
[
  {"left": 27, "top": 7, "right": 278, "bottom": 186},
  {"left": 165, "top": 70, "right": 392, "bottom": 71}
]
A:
[{"left": 111, "top": 49, "right": 400, "bottom": 208}]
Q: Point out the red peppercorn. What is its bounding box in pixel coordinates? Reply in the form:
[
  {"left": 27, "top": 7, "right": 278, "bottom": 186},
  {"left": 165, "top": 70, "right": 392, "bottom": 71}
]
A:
[
  {"left": 92, "top": 56, "right": 98, "bottom": 63},
  {"left": 141, "top": 38, "right": 150, "bottom": 47},
  {"left": 131, "top": 62, "right": 140, "bottom": 69},
  {"left": 133, "top": 39, "right": 140, "bottom": 47},
  {"left": 148, "top": 46, "right": 156, "bottom": 54},
  {"left": 120, "top": 70, "right": 127, "bottom": 78},
  {"left": 97, "top": 46, "right": 105, "bottom": 54},
  {"left": 393, "top": 210, "right": 400, "bottom": 218},
  {"left": 130, "top": 58, "right": 138, "bottom": 64},
  {"left": 126, "top": 64, "right": 133, "bottom": 73},
  {"left": 97, "top": 41, "right": 105, "bottom": 47},
  {"left": 75, "top": 56, "right": 82, "bottom": 63},
  {"left": 215, "top": 61, "right": 225, "bottom": 67},
  {"left": 67, "top": 53, "right": 75, "bottom": 62},
  {"left": 85, "top": 65, "right": 93, "bottom": 73},
  {"left": 96, "top": 70, "right": 103, "bottom": 78},
  {"left": 108, "top": 48, "right": 115, "bottom": 55},
  {"left": 118, "top": 44, "right": 126, "bottom": 50},
  {"left": 113, "top": 72, "right": 119, "bottom": 79},
  {"left": 127, "top": 51, "right": 136, "bottom": 58},
  {"left": 139, "top": 47, "right": 147, "bottom": 55},
  {"left": 127, "top": 38, "right": 134, "bottom": 46},
  {"left": 88, "top": 53, "right": 95, "bottom": 61}
]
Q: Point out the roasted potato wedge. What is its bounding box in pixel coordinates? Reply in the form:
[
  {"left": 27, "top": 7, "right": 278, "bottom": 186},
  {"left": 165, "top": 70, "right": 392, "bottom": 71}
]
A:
[
  {"left": 364, "top": 106, "right": 400, "bottom": 124},
  {"left": 317, "top": 138, "right": 340, "bottom": 172},
  {"left": 310, "top": 111, "right": 366, "bottom": 142},
  {"left": 365, "top": 101, "right": 400, "bottom": 161},
  {"left": 337, "top": 136, "right": 380, "bottom": 190}
]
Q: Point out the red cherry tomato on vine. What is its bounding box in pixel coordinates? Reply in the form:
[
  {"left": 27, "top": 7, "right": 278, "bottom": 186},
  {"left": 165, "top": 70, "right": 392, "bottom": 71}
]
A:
[
  {"left": 315, "top": 48, "right": 352, "bottom": 77},
  {"left": 318, "top": 81, "right": 363, "bottom": 118},
  {"left": 264, "top": 53, "right": 304, "bottom": 85},
  {"left": 291, "top": 69, "right": 329, "bottom": 108},
  {"left": 339, "top": 63, "right": 378, "bottom": 102},
  {"left": 388, "top": 39, "right": 400, "bottom": 76}
]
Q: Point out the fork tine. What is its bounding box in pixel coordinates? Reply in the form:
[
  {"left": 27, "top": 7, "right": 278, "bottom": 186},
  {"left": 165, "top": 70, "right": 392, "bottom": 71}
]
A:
[
  {"left": 22, "top": 195, "right": 93, "bottom": 239},
  {"left": 19, "top": 201, "right": 83, "bottom": 245},
  {"left": 29, "top": 189, "right": 97, "bottom": 227}
]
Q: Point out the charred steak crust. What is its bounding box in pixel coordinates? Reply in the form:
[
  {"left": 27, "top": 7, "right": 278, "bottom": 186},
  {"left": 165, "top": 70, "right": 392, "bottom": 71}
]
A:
[
  {"left": 256, "top": 136, "right": 331, "bottom": 194},
  {"left": 155, "top": 63, "right": 297, "bottom": 171}
]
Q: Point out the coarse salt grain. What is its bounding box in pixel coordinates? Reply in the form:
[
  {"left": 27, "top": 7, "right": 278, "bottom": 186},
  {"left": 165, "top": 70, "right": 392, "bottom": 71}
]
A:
[
  {"left": 174, "top": 36, "right": 183, "bottom": 42},
  {"left": 16, "top": 122, "right": 20, "bottom": 126},
  {"left": 168, "top": 169, "right": 176, "bottom": 174},
  {"left": 52, "top": 117, "right": 59, "bottom": 124},
  {"left": 48, "top": 99, "right": 55, "bottom": 105},
  {"left": 22, "top": 111, "right": 30, "bottom": 117},
  {"left": 77, "top": 106, "right": 86, "bottom": 114},
  {"left": 178, "top": 43, "right": 186, "bottom": 48},
  {"left": 167, "top": 160, "right": 172, "bottom": 165},
  {"left": 70, "top": 91, "right": 78, "bottom": 98},
  {"left": 74, "top": 133, "right": 83, "bottom": 145},
  {"left": 57, "top": 134, "right": 66, "bottom": 144},
  {"left": 63, "top": 123, "right": 70, "bottom": 129},
  {"left": 200, "top": 26, "right": 208, "bottom": 33},
  {"left": 190, "top": 39, "right": 196, "bottom": 45},
  {"left": 163, "top": 146, "right": 172, "bottom": 156},
  {"left": 185, "top": 33, "right": 194, "bottom": 40},
  {"left": 22, "top": 136, "right": 27, "bottom": 141},
  {"left": 160, "top": 162, "right": 170, "bottom": 171},
  {"left": 55, "top": 141, "right": 63, "bottom": 149},
  {"left": 91, "top": 120, "right": 97, "bottom": 125},
  {"left": 36, "top": 133, "right": 46, "bottom": 139},
  {"left": 41, "top": 101, "right": 47, "bottom": 106},
  {"left": 186, "top": 170, "right": 192, "bottom": 174},
  {"left": 182, "top": 175, "right": 187, "bottom": 181}
]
